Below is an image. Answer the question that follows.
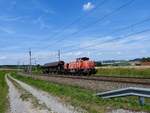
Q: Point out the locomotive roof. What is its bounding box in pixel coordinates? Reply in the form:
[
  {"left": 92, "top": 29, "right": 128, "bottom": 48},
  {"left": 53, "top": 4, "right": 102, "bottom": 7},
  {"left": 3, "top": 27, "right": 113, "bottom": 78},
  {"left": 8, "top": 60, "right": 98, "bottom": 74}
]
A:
[{"left": 43, "top": 61, "right": 64, "bottom": 67}]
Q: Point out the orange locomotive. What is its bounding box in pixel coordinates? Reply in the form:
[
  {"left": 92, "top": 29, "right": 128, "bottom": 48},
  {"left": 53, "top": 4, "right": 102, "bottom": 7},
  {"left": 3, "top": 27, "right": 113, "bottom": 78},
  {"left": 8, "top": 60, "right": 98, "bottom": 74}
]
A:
[
  {"left": 42, "top": 57, "right": 96, "bottom": 75},
  {"left": 64, "top": 57, "right": 96, "bottom": 75}
]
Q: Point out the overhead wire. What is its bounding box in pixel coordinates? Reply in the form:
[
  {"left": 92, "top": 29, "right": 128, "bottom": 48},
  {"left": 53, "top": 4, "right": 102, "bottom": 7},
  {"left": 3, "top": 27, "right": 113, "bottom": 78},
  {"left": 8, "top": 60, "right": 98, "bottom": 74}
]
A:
[
  {"left": 61, "top": 16, "right": 150, "bottom": 52},
  {"left": 62, "top": 28, "right": 150, "bottom": 54},
  {"left": 45, "top": 0, "right": 108, "bottom": 41},
  {"left": 50, "top": 0, "right": 135, "bottom": 45},
  {"left": 32, "top": 0, "right": 148, "bottom": 61},
  {"left": 34, "top": 27, "right": 150, "bottom": 61}
]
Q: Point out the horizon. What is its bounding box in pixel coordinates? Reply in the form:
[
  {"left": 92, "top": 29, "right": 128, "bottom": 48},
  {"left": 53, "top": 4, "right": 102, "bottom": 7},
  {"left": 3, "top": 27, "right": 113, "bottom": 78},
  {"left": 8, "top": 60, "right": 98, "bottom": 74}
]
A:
[{"left": 0, "top": 0, "right": 150, "bottom": 65}]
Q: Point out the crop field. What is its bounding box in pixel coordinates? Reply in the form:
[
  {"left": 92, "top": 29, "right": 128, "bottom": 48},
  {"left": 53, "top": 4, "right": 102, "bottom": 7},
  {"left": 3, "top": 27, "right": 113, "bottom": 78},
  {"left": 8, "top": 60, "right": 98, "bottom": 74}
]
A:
[
  {"left": 12, "top": 73, "right": 150, "bottom": 113},
  {"left": 0, "top": 71, "right": 8, "bottom": 113},
  {"left": 96, "top": 66, "right": 150, "bottom": 78}
]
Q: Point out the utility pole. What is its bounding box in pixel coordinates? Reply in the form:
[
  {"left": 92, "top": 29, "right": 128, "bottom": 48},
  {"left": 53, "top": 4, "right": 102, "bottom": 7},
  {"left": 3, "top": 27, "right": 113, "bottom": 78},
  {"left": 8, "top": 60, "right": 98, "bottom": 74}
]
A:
[
  {"left": 58, "top": 50, "right": 60, "bottom": 61},
  {"left": 34, "top": 58, "right": 37, "bottom": 65},
  {"left": 17, "top": 61, "right": 20, "bottom": 72},
  {"left": 22, "top": 62, "right": 25, "bottom": 72},
  {"left": 29, "top": 48, "right": 32, "bottom": 74}
]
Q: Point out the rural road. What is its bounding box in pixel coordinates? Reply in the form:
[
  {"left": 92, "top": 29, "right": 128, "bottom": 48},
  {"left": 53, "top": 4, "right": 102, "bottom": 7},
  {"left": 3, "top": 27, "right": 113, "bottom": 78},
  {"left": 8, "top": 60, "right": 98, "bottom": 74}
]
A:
[{"left": 6, "top": 74, "right": 84, "bottom": 113}]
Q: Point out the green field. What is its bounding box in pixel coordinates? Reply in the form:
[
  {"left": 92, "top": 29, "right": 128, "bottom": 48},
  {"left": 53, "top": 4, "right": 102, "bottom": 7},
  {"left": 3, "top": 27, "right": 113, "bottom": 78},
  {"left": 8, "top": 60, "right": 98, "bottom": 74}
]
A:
[
  {"left": 0, "top": 71, "right": 8, "bottom": 113},
  {"left": 96, "top": 67, "right": 150, "bottom": 77},
  {"left": 12, "top": 73, "right": 150, "bottom": 113}
]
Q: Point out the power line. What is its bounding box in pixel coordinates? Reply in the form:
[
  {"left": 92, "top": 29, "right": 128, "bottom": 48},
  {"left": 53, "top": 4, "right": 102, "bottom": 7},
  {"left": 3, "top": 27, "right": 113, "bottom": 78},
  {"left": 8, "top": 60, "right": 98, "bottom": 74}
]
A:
[
  {"left": 29, "top": 29, "right": 150, "bottom": 61},
  {"left": 31, "top": 1, "right": 147, "bottom": 60},
  {"left": 46, "top": 0, "right": 108, "bottom": 41},
  {"left": 63, "top": 28, "right": 150, "bottom": 54},
  {"left": 62, "top": 16, "right": 150, "bottom": 51},
  {"left": 51, "top": 0, "right": 135, "bottom": 45},
  {"left": 84, "top": 35, "right": 150, "bottom": 58},
  {"left": 33, "top": 0, "right": 149, "bottom": 62},
  {"left": 33, "top": 0, "right": 134, "bottom": 51}
]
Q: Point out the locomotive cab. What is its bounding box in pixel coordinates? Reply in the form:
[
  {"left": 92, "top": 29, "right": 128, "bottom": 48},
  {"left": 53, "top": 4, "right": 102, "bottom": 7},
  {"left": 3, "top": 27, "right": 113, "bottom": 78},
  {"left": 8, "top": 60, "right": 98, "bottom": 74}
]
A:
[{"left": 65, "top": 57, "right": 96, "bottom": 75}]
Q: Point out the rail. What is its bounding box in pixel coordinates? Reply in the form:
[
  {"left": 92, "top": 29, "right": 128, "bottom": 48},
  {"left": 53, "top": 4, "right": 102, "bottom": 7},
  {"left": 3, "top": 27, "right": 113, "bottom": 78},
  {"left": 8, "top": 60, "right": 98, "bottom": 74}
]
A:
[{"left": 19, "top": 72, "right": 150, "bottom": 86}]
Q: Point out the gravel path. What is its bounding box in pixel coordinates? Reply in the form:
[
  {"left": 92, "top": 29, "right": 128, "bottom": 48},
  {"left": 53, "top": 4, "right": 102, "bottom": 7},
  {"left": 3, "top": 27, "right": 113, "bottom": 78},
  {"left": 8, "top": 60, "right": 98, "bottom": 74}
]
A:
[
  {"left": 6, "top": 75, "right": 51, "bottom": 113},
  {"left": 7, "top": 74, "right": 84, "bottom": 113}
]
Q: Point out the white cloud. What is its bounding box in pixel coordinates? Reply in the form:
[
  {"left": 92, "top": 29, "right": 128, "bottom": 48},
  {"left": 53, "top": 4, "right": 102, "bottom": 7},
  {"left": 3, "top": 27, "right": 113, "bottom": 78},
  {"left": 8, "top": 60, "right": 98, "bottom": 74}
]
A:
[
  {"left": 0, "top": 50, "right": 59, "bottom": 65},
  {"left": 33, "top": 16, "right": 51, "bottom": 29},
  {"left": 83, "top": 2, "right": 95, "bottom": 11},
  {"left": 43, "top": 9, "right": 55, "bottom": 14},
  {"left": 31, "top": 0, "right": 55, "bottom": 14},
  {"left": 1, "top": 31, "right": 150, "bottom": 64},
  {"left": 0, "top": 15, "right": 22, "bottom": 22},
  {"left": 0, "top": 56, "right": 7, "bottom": 60},
  {"left": 60, "top": 32, "right": 150, "bottom": 61},
  {"left": 0, "top": 26, "right": 15, "bottom": 34}
]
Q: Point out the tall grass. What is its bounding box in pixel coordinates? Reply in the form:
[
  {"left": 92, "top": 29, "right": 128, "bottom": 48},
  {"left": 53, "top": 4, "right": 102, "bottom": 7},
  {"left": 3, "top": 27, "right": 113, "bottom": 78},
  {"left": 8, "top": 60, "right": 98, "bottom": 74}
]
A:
[
  {"left": 96, "top": 67, "right": 150, "bottom": 77},
  {"left": 0, "top": 71, "right": 8, "bottom": 113}
]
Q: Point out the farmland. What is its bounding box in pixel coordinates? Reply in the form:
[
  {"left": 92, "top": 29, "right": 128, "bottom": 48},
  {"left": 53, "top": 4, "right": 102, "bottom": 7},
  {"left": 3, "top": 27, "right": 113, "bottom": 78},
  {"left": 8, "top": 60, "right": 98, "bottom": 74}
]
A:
[{"left": 96, "top": 66, "right": 150, "bottom": 78}]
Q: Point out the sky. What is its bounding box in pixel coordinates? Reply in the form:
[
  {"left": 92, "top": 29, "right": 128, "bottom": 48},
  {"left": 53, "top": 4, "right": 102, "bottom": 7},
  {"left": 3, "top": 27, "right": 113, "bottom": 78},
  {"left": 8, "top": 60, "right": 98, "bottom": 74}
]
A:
[{"left": 0, "top": 0, "right": 150, "bottom": 65}]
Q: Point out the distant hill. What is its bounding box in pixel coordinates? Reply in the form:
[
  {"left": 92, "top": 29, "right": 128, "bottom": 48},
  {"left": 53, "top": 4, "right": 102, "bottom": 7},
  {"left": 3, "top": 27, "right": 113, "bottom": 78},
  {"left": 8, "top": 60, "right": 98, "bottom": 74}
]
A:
[
  {"left": 0, "top": 65, "right": 28, "bottom": 69},
  {"left": 130, "top": 57, "right": 150, "bottom": 62},
  {"left": 96, "top": 57, "right": 150, "bottom": 66}
]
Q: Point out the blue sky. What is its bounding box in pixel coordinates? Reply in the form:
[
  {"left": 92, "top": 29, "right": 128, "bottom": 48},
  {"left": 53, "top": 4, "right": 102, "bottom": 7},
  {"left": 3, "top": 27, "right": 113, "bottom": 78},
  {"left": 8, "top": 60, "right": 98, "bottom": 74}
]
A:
[{"left": 0, "top": 0, "right": 150, "bottom": 64}]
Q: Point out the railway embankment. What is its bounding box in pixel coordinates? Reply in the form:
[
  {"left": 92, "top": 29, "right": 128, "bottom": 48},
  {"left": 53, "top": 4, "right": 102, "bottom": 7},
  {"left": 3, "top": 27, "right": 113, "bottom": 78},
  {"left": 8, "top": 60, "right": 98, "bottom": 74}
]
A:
[
  {"left": 12, "top": 73, "right": 150, "bottom": 113},
  {"left": 18, "top": 72, "right": 150, "bottom": 92}
]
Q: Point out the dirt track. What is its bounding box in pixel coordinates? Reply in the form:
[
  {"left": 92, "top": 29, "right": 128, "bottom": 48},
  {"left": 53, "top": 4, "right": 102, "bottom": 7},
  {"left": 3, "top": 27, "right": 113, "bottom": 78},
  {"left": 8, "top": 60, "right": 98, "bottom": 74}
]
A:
[{"left": 6, "top": 74, "right": 83, "bottom": 113}]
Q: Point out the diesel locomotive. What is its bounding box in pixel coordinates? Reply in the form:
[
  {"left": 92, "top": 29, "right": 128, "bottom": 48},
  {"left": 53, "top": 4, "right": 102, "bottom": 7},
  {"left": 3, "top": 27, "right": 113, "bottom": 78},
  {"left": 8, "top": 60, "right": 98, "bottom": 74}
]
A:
[{"left": 42, "top": 57, "right": 96, "bottom": 75}]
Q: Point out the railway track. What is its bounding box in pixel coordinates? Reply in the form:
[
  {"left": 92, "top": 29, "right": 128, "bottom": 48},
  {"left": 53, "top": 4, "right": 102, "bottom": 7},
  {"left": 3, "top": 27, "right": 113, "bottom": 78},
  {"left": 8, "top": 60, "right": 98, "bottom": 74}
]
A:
[
  {"left": 20, "top": 72, "right": 150, "bottom": 86},
  {"left": 39, "top": 74, "right": 150, "bottom": 86}
]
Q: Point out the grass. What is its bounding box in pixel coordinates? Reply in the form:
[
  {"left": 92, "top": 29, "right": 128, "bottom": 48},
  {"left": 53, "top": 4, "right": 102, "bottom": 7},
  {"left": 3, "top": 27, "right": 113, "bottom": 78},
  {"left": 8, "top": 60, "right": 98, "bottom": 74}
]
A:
[
  {"left": 96, "top": 67, "right": 150, "bottom": 78},
  {"left": 12, "top": 73, "right": 150, "bottom": 113},
  {"left": 0, "top": 71, "right": 8, "bottom": 113}
]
